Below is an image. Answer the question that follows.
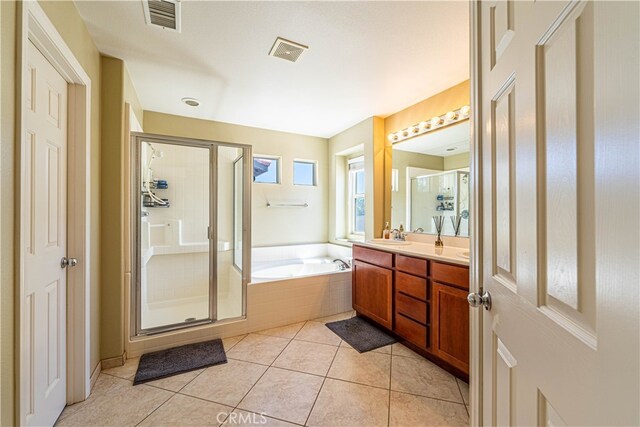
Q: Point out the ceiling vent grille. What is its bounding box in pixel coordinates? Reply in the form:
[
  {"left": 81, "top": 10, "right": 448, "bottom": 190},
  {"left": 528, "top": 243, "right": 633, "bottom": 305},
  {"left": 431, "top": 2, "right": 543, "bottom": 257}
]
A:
[
  {"left": 143, "top": 0, "right": 181, "bottom": 32},
  {"left": 268, "top": 37, "right": 308, "bottom": 63}
]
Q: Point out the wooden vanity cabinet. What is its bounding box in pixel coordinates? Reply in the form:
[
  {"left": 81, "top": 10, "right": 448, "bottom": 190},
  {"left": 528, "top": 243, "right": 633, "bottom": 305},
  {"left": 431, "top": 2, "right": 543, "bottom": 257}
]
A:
[
  {"left": 352, "top": 244, "right": 470, "bottom": 378},
  {"left": 431, "top": 281, "right": 470, "bottom": 373},
  {"left": 352, "top": 258, "right": 393, "bottom": 330}
]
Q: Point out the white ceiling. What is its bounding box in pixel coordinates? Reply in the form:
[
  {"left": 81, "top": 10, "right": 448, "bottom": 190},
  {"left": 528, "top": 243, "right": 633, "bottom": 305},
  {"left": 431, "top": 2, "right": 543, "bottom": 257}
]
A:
[
  {"left": 75, "top": 1, "right": 469, "bottom": 138},
  {"left": 393, "top": 121, "right": 470, "bottom": 157}
]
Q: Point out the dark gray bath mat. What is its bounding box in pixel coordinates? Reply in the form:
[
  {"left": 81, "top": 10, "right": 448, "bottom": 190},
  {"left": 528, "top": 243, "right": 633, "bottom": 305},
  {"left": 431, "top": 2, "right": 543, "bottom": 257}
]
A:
[
  {"left": 326, "top": 316, "right": 396, "bottom": 353},
  {"left": 133, "top": 338, "right": 226, "bottom": 385}
]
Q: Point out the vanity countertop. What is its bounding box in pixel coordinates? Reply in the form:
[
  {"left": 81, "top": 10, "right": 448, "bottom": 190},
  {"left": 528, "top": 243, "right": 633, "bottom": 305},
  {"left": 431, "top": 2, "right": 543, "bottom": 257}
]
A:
[{"left": 354, "top": 240, "right": 470, "bottom": 267}]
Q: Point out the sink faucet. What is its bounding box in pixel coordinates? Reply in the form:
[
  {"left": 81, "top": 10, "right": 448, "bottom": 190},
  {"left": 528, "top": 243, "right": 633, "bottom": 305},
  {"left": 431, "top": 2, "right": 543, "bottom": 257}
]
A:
[
  {"left": 391, "top": 229, "right": 406, "bottom": 241},
  {"left": 333, "top": 259, "right": 350, "bottom": 270},
  {"left": 413, "top": 227, "right": 424, "bottom": 233}
]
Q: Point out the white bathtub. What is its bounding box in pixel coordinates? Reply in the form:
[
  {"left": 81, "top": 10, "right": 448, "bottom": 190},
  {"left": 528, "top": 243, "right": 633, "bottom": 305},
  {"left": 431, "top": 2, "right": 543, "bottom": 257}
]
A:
[
  {"left": 251, "top": 243, "right": 352, "bottom": 283},
  {"left": 252, "top": 257, "right": 348, "bottom": 281}
]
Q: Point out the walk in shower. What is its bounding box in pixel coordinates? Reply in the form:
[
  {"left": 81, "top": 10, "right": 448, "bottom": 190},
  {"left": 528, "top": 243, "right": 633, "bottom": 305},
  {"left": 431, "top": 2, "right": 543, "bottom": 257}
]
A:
[{"left": 131, "top": 133, "right": 251, "bottom": 335}]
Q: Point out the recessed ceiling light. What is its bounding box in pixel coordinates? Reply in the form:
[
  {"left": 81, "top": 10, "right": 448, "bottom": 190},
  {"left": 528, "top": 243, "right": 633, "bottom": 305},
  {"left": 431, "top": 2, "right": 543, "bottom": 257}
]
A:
[
  {"left": 446, "top": 147, "right": 457, "bottom": 152},
  {"left": 181, "top": 97, "right": 200, "bottom": 107}
]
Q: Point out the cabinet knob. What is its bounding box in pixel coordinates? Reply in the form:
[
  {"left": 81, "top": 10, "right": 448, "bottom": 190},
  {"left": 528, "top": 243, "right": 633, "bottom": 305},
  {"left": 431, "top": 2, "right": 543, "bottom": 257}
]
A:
[{"left": 468, "top": 290, "right": 491, "bottom": 311}]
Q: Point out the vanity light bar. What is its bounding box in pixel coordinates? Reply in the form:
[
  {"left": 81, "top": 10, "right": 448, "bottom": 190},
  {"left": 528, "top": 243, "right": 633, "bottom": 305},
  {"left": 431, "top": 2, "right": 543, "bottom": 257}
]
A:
[{"left": 388, "top": 105, "right": 471, "bottom": 144}]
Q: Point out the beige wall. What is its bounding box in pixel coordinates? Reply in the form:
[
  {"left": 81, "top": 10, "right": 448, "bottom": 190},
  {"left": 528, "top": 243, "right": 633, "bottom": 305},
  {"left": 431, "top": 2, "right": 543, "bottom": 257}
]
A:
[
  {"left": 99, "top": 56, "right": 125, "bottom": 360},
  {"left": 0, "top": 2, "right": 17, "bottom": 425},
  {"left": 99, "top": 57, "right": 144, "bottom": 360},
  {"left": 444, "top": 152, "right": 470, "bottom": 170},
  {"left": 0, "top": 1, "right": 102, "bottom": 423},
  {"left": 143, "top": 111, "right": 329, "bottom": 247}
]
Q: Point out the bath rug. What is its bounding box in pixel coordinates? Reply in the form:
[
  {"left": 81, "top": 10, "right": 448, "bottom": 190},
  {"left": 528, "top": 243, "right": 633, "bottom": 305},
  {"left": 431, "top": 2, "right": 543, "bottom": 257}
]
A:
[
  {"left": 326, "top": 316, "right": 396, "bottom": 353},
  {"left": 133, "top": 338, "right": 226, "bottom": 385}
]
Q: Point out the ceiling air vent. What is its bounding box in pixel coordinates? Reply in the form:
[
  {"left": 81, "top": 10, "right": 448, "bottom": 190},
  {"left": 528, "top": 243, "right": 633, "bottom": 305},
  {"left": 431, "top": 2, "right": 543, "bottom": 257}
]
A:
[
  {"left": 143, "top": 0, "right": 181, "bottom": 32},
  {"left": 268, "top": 37, "right": 308, "bottom": 63}
]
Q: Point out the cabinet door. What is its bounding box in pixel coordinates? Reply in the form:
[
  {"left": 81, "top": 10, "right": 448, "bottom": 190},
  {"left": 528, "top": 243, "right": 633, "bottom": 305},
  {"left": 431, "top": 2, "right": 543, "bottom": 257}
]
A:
[
  {"left": 352, "top": 260, "right": 393, "bottom": 329},
  {"left": 431, "top": 281, "right": 469, "bottom": 374}
]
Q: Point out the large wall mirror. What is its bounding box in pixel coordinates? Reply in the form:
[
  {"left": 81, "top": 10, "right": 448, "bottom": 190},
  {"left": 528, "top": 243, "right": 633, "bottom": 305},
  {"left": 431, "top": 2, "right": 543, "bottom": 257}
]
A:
[{"left": 391, "top": 121, "right": 470, "bottom": 237}]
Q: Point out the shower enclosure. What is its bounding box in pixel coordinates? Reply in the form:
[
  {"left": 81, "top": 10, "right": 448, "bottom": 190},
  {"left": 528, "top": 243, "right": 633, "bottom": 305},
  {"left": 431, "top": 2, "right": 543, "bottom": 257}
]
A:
[{"left": 131, "top": 133, "right": 251, "bottom": 335}]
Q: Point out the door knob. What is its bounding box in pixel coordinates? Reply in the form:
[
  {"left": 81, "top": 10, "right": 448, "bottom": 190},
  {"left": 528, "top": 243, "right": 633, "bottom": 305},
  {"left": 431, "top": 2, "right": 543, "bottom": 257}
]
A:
[
  {"left": 61, "top": 257, "right": 78, "bottom": 268},
  {"left": 468, "top": 290, "right": 491, "bottom": 310}
]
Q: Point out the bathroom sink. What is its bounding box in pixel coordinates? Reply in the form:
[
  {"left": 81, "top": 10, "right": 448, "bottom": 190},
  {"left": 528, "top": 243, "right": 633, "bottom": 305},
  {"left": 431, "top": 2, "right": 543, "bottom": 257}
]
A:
[{"left": 368, "top": 239, "right": 412, "bottom": 246}]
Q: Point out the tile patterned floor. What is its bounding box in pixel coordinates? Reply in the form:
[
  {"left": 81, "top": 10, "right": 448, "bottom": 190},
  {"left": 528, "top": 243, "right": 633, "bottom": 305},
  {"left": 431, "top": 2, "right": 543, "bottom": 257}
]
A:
[{"left": 56, "top": 311, "right": 469, "bottom": 426}]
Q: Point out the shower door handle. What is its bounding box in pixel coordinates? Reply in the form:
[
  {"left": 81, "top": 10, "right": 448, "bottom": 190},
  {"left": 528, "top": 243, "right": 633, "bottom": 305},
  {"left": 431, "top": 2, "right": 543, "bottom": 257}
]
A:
[{"left": 207, "top": 226, "right": 213, "bottom": 240}]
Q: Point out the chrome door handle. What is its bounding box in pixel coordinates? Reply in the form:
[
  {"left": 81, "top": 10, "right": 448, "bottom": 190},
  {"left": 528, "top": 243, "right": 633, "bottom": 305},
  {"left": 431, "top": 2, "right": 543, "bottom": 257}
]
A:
[
  {"left": 468, "top": 290, "right": 491, "bottom": 311},
  {"left": 61, "top": 257, "right": 78, "bottom": 268}
]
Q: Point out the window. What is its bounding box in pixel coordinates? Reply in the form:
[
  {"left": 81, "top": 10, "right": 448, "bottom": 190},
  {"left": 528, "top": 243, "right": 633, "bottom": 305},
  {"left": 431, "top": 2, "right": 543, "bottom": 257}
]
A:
[
  {"left": 293, "top": 160, "right": 317, "bottom": 186},
  {"left": 349, "top": 157, "right": 365, "bottom": 235},
  {"left": 253, "top": 156, "right": 280, "bottom": 184}
]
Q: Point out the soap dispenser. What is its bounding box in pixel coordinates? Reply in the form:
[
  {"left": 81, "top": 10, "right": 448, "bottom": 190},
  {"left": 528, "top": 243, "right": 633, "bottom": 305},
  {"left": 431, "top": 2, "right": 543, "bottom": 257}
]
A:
[{"left": 383, "top": 222, "right": 391, "bottom": 239}]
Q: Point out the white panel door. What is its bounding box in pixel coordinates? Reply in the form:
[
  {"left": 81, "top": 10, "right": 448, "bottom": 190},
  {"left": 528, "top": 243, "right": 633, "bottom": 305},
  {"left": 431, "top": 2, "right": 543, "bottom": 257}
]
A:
[
  {"left": 477, "top": 1, "right": 639, "bottom": 425},
  {"left": 23, "top": 40, "right": 68, "bottom": 426}
]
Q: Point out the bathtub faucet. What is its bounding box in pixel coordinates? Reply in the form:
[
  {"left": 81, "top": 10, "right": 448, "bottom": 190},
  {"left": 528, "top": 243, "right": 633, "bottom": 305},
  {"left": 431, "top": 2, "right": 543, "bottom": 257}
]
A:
[{"left": 333, "top": 259, "right": 350, "bottom": 271}]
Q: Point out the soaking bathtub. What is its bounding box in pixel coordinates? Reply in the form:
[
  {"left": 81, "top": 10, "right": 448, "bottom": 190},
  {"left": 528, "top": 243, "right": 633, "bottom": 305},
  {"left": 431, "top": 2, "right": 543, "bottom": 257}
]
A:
[
  {"left": 241, "top": 243, "right": 354, "bottom": 331},
  {"left": 252, "top": 257, "right": 349, "bottom": 281}
]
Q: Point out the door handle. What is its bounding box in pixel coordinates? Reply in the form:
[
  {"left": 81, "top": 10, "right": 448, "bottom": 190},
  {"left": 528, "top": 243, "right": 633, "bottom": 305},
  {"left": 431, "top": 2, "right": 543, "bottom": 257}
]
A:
[
  {"left": 61, "top": 257, "right": 78, "bottom": 268},
  {"left": 468, "top": 290, "right": 491, "bottom": 311}
]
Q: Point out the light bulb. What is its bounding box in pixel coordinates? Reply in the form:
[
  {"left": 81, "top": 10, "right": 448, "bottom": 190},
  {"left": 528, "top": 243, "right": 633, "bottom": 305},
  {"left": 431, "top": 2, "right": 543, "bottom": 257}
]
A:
[
  {"left": 445, "top": 111, "right": 458, "bottom": 121},
  {"left": 431, "top": 116, "right": 443, "bottom": 127},
  {"left": 460, "top": 105, "right": 471, "bottom": 117},
  {"left": 388, "top": 134, "right": 396, "bottom": 142},
  {"left": 411, "top": 126, "right": 420, "bottom": 134},
  {"left": 419, "top": 121, "right": 429, "bottom": 130},
  {"left": 402, "top": 130, "right": 409, "bottom": 138}
]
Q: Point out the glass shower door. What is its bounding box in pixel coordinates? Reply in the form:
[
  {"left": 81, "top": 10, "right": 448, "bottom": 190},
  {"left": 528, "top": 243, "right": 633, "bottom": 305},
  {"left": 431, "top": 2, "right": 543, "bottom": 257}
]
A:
[{"left": 137, "top": 138, "right": 214, "bottom": 332}]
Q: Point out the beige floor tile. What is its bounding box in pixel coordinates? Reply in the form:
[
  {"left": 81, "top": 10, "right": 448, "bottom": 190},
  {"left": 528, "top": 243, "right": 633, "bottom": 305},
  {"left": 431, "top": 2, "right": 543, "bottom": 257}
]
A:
[
  {"left": 256, "top": 322, "right": 306, "bottom": 339},
  {"left": 146, "top": 369, "right": 204, "bottom": 392},
  {"left": 391, "top": 356, "right": 462, "bottom": 403},
  {"left": 180, "top": 359, "right": 267, "bottom": 407},
  {"left": 138, "top": 393, "right": 233, "bottom": 426},
  {"left": 306, "top": 378, "right": 389, "bottom": 427},
  {"left": 227, "top": 334, "right": 291, "bottom": 365},
  {"left": 223, "top": 334, "right": 247, "bottom": 352},
  {"left": 392, "top": 343, "right": 422, "bottom": 359},
  {"left": 56, "top": 374, "right": 172, "bottom": 426},
  {"left": 389, "top": 391, "right": 469, "bottom": 427},
  {"left": 273, "top": 339, "right": 338, "bottom": 376},
  {"left": 101, "top": 357, "right": 140, "bottom": 380},
  {"left": 222, "top": 409, "right": 298, "bottom": 427},
  {"left": 457, "top": 378, "right": 469, "bottom": 405},
  {"left": 327, "top": 347, "right": 391, "bottom": 389},
  {"left": 313, "top": 311, "right": 355, "bottom": 324},
  {"left": 340, "top": 340, "right": 392, "bottom": 354},
  {"left": 238, "top": 367, "right": 323, "bottom": 425},
  {"left": 294, "top": 321, "right": 341, "bottom": 346}
]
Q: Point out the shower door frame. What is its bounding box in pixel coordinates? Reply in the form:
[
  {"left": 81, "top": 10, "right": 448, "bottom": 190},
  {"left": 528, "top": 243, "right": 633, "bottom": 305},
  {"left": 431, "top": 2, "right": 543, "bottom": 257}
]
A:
[{"left": 130, "top": 132, "right": 252, "bottom": 336}]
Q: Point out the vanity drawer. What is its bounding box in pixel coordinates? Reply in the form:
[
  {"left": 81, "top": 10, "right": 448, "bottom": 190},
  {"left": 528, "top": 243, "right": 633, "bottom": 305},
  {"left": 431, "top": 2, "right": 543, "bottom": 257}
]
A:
[
  {"left": 431, "top": 261, "right": 469, "bottom": 290},
  {"left": 396, "top": 255, "right": 428, "bottom": 278},
  {"left": 395, "top": 292, "right": 427, "bottom": 325},
  {"left": 396, "top": 271, "right": 427, "bottom": 301},
  {"left": 353, "top": 245, "right": 393, "bottom": 269},
  {"left": 395, "top": 313, "right": 427, "bottom": 348}
]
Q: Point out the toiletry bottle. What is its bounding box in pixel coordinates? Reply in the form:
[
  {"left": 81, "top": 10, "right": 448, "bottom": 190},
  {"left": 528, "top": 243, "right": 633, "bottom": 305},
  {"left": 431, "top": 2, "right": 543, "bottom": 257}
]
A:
[{"left": 383, "top": 222, "right": 391, "bottom": 239}]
